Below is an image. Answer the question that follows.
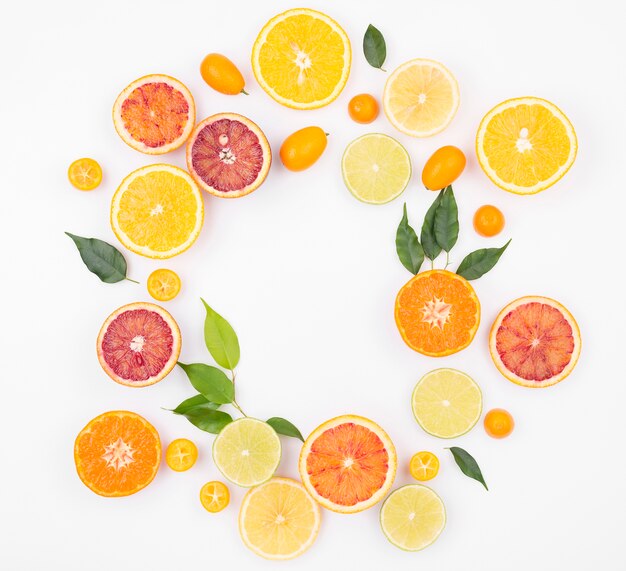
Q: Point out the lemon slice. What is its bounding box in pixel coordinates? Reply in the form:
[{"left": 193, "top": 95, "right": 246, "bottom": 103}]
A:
[
  {"left": 383, "top": 59, "right": 459, "bottom": 137},
  {"left": 239, "top": 477, "right": 321, "bottom": 560},
  {"left": 380, "top": 485, "right": 446, "bottom": 551},
  {"left": 411, "top": 368, "right": 482, "bottom": 438},
  {"left": 342, "top": 134, "right": 411, "bottom": 204},
  {"left": 212, "top": 418, "right": 281, "bottom": 487}
]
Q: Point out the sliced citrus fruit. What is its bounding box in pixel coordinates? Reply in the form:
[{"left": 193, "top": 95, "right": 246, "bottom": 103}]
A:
[
  {"left": 200, "top": 481, "right": 230, "bottom": 513},
  {"left": 341, "top": 134, "right": 411, "bottom": 204},
  {"left": 112, "top": 74, "right": 195, "bottom": 154},
  {"left": 96, "top": 302, "right": 181, "bottom": 387},
  {"left": 489, "top": 296, "right": 581, "bottom": 387},
  {"left": 74, "top": 411, "right": 161, "bottom": 497},
  {"left": 409, "top": 451, "right": 439, "bottom": 482},
  {"left": 111, "top": 164, "right": 203, "bottom": 259},
  {"left": 251, "top": 8, "right": 351, "bottom": 109},
  {"left": 212, "top": 418, "right": 281, "bottom": 487},
  {"left": 165, "top": 438, "right": 198, "bottom": 471},
  {"left": 68, "top": 158, "right": 102, "bottom": 190},
  {"left": 299, "top": 414, "right": 397, "bottom": 514},
  {"left": 411, "top": 368, "right": 482, "bottom": 438},
  {"left": 186, "top": 113, "right": 271, "bottom": 198},
  {"left": 147, "top": 269, "right": 181, "bottom": 301},
  {"left": 395, "top": 270, "right": 481, "bottom": 357},
  {"left": 380, "top": 484, "right": 446, "bottom": 551},
  {"left": 239, "top": 477, "right": 321, "bottom": 560},
  {"left": 476, "top": 97, "right": 577, "bottom": 194},
  {"left": 383, "top": 59, "right": 459, "bottom": 137}
]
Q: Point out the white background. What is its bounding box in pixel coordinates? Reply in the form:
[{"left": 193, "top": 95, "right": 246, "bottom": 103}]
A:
[{"left": 1, "top": 0, "right": 625, "bottom": 569}]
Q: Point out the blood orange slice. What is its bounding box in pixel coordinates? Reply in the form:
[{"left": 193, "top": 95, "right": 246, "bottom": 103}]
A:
[
  {"left": 113, "top": 74, "right": 195, "bottom": 155},
  {"left": 299, "top": 415, "right": 397, "bottom": 514},
  {"left": 96, "top": 302, "right": 181, "bottom": 387},
  {"left": 186, "top": 113, "right": 271, "bottom": 198},
  {"left": 489, "top": 296, "right": 581, "bottom": 388}
]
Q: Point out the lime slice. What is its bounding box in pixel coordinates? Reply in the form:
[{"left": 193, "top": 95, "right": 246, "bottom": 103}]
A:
[
  {"left": 380, "top": 484, "right": 446, "bottom": 551},
  {"left": 341, "top": 133, "right": 411, "bottom": 204},
  {"left": 213, "top": 418, "right": 281, "bottom": 487},
  {"left": 411, "top": 368, "right": 482, "bottom": 438}
]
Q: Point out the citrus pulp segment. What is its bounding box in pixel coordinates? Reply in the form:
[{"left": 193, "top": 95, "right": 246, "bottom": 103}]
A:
[
  {"left": 96, "top": 302, "right": 181, "bottom": 387},
  {"left": 476, "top": 97, "right": 577, "bottom": 194},
  {"left": 489, "top": 296, "right": 581, "bottom": 387},
  {"left": 341, "top": 134, "right": 412, "bottom": 204},
  {"left": 251, "top": 8, "right": 351, "bottom": 109},
  {"left": 111, "top": 164, "right": 204, "bottom": 259},
  {"left": 68, "top": 158, "right": 102, "bottom": 191},
  {"left": 239, "top": 477, "right": 321, "bottom": 560},
  {"left": 299, "top": 415, "right": 397, "bottom": 514},
  {"left": 74, "top": 411, "right": 161, "bottom": 497},
  {"left": 411, "top": 368, "right": 482, "bottom": 439},
  {"left": 212, "top": 418, "right": 281, "bottom": 487}
]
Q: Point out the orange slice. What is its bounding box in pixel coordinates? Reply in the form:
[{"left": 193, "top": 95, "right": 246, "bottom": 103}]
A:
[
  {"left": 68, "top": 158, "right": 102, "bottom": 191},
  {"left": 409, "top": 451, "right": 440, "bottom": 482},
  {"left": 200, "top": 481, "right": 230, "bottom": 513},
  {"left": 147, "top": 269, "right": 181, "bottom": 301},
  {"left": 165, "top": 438, "right": 198, "bottom": 471}
]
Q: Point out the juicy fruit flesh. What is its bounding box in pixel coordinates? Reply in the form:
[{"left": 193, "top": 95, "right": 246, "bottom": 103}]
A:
[
  {"left": 166, "top": 439, "right": 198, "bottom": 471},
  {"left": 68, "top": 158, "right": 102, "bottom": 191},
  {"left": 200, "top": 481, "right": 230, "bottom": 513}
]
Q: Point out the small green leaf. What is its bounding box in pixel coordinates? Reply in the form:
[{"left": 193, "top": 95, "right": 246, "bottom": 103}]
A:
[
  {"left": 421, "top": 190, "right": 445, "bottom": 261},
  {"left": 456, "top": 239, "right": 512, "bottom": 280},
  {"left": 201, "top": 299, "right": 240, "bottom": 370},
  {"left": 180, "top": 407, "right": 233, "bottom": 434},
  {"left": 170, "top": 394, "right": 219, "bottom": 415},
  {"left": 434, "top": 186, "right": 459, "bottom": 253},
  {"left": 177, "top": 363, "right": 234, "bottom": 404},
  {"left": 65, "top": 232, "right": 133, "bottom": 283},
  {"left": 396, "top": 204, "right": 424, "bottom": 274},
  {"left": 266, "top": 417, "right": 304, "bottom": 441},
  {"left": 363, "top": 24, "right": 387, "bottom": 70},
  {"left": 447, "top": 447, "right": 488, "bottom": 490}
]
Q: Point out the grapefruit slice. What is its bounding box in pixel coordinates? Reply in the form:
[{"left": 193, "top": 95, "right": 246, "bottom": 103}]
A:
[
  {"left": 299, "top": 415, "right": 397, "bottom": 514},
  {"left": 96, "top": 302, "right": 181, "bottom": 387},
  {"left": 489, "top": 296, "right": 581, "bottom": 388},
  {"left": 113, "top": 74, "right": 195, "bottom": 155},
  {"left": 186, "top": 113, "right": 271, "bottom": 198},
  {"left": 74, "top": 411, "right": 161, "bottom": 497}
]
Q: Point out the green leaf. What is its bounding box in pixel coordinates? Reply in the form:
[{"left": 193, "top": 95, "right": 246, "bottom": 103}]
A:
[
  {"left": 65, "top": 232, "right": 132, "bottom": 283},
  {"left": 434, "top": 186, "right": 459, "bottom": 253},
  {"left": 266, "top": 417, "right": 304, "bottom": 441},
  {"left": 177, "top": 363, "right": 234, "bottom": 404},
  {"left": 421, "top": 190, "right": 445, "bottom": 260},
  {"left": 180, "top": 407, "right": 233, "bottom": 434},
  {"left": 396, "top": 204, "right": 424, "bottom": 274},
  {"left": 447, "top": 447, "right": 488, "bottom": 490},
  {"left": 363, "top": 24, "right": 387, "bottom": 70},
  {"left": 456, "top": 239, "right": 512, "bottom": 281},
  {"left": 201, "top": 299, "right": 240, "bottom": 370},
  {"left": 170, "top": 394, "right": 219, "bottom": 415}
]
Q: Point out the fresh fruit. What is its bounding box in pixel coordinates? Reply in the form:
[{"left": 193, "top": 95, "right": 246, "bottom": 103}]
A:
[
  {"left": 474, "top": 205, "right": 505, "bottom": 237},
  {"left": 280, "top": 127, "right": 328, "bottom": 172},
  {"left": 200, "top": 481, "right": 230, "bottom": 513},
  {"left": 212, "top": 418, "right": 281, "bottom": 487},
  {"left": 147, "top": 269, "right": 181, "bottom": 301},
  {"left": 383, "top": 59, "right": 459, "bottom": 137},
  {"left": 476, "top": 97, "right": 577, "bottom": 194},
  {"left": 251, "top": 8, "right": 351, "bottom": 109},
  {"left": 409, "top": 451, "right": 440, "bottom": 481},
  {"left": 380, "top": 484, "right": 446, "bottom": 551},
  {"left": 299, "top": 414, "right": 397, "bottom": 514},
  {"left": 111, "top": 164, "right": 203, "bottom": 259},
  {"left": 422, "top": 146, "right": 466, "bottom": 190},
  {"left": 484, "top": 409, "right": 515, "bottom": 439},
  {"left": 200, "top": 53, "right": 247, "bottom": 95},
  {"left": 342, "top": 133, "right": 411, "bottom": 204},
  {"left": 395, "top": 270, "right": 481, "bottom": 357},
  {"left": 489, "top": 296, "right": 581, "bottom": 388},
  {"left": 239, "top": 477, "right": 321, "bottom": 560},
  {"left": 186, "top": 113, "right": 271, "bottom": 198},
  {"left": 412, "top": 368, "right": 482, "bottom": 439},
  {"left": 68, "top": 158, "right": 102, "bottom": 191},
  {"left": 348, "top": 93, "right": 379, "bottom": 123},
  {"left": 112, "top": 74, "right": 195, "bottom": 155},
  {"left": 74, "top": 411, "right": 161, "bottom": 497},
  {"left": 165, "top": 438, "right": 198, "bottom": 471},
  {"left": 96, "top": 302, "right": 181, "bottom": 387}
]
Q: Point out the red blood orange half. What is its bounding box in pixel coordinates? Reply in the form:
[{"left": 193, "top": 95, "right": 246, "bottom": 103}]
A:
[
  {"left": 186, "top": 112, "right": 271, "bottom": 198},
  {"left": 489, "top": 296, "right": 581, "bottom": 388},
  {"left": 299, "top": 415, "right": 397, "bottom": 514},
  {"left": 96, "top": 302, "right": 181, "bottom": 387},
  {"left": 113, "top": 74, "right": 195, "bottom": 155}
]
